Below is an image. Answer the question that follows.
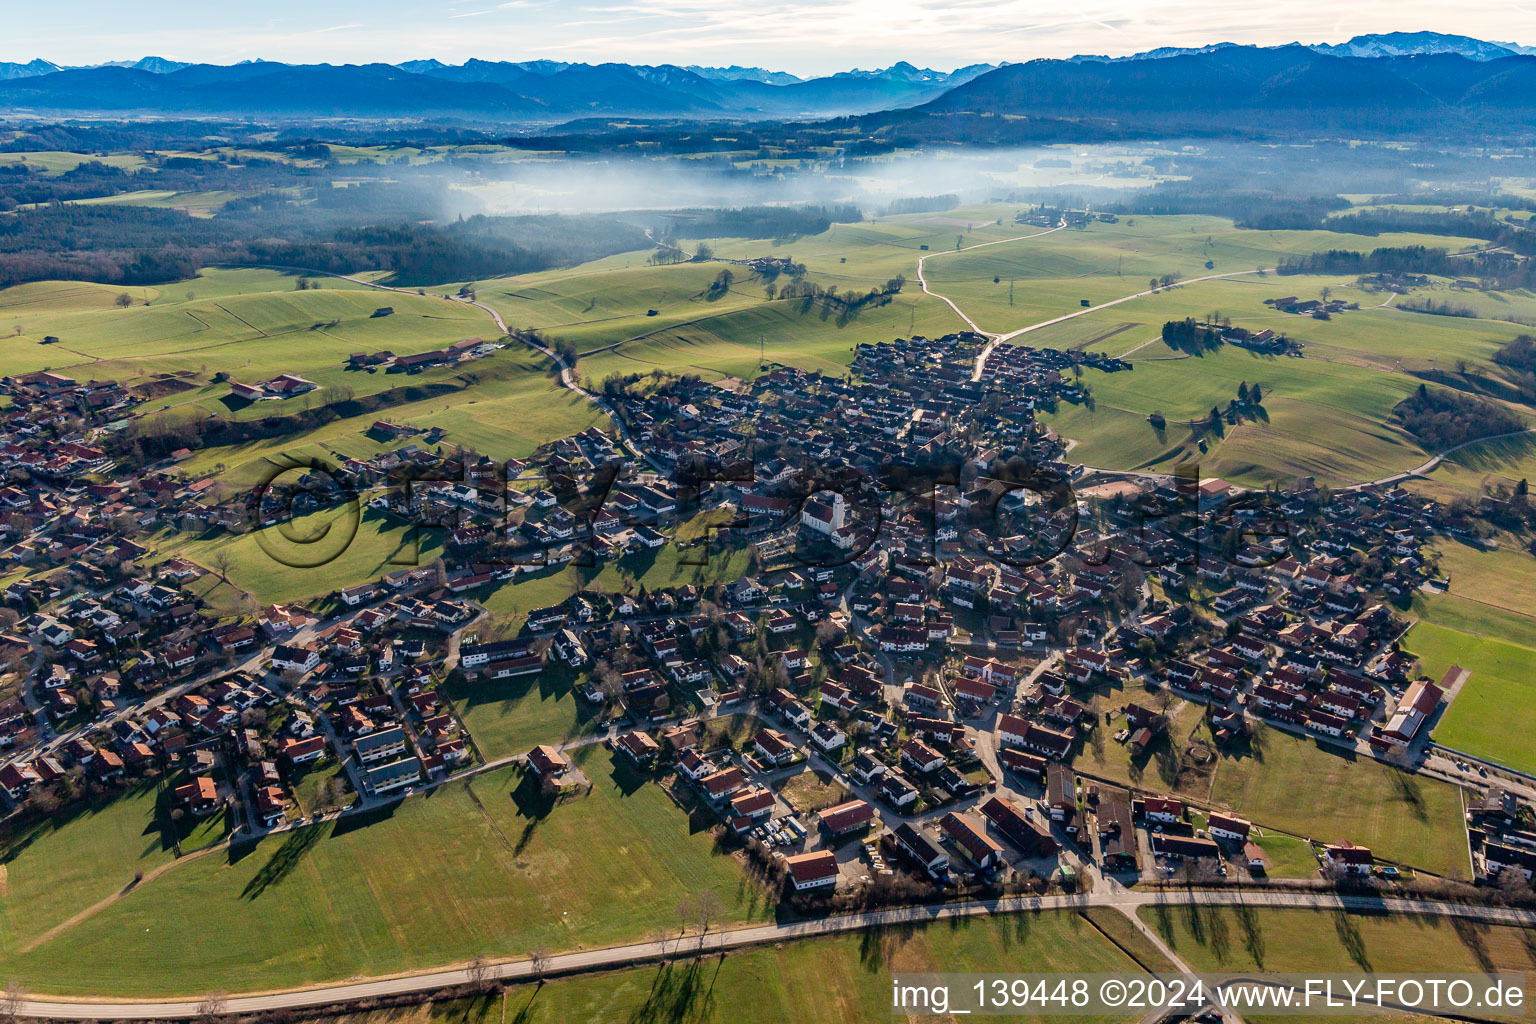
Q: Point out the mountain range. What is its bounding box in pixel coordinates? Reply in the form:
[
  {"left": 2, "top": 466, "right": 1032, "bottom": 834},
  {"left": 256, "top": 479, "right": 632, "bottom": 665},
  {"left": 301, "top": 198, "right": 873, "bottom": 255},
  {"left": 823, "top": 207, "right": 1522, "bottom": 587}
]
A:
[
  {"left": 915, "top": 43, "right": 1536, "bottom": 137},
  {"left": 1071, "top": 31, "right": 1536, "bottom": 63},
  {"left": 0, "top": 57, "right": 995, "bottom": 119},
  {"left": 1, "top": 32, "right": 1535, "bottom": 127}
]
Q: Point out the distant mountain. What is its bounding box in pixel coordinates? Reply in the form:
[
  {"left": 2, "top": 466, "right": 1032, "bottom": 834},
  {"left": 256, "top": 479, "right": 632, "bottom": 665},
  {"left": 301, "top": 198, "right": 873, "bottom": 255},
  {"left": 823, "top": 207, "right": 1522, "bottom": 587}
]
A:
[
  {"left": 686, "top": 65, "right": 802, "bottom": 85},
  {"left": 833, "top": 61, "right": 951, "bottom": 83},
  {"left": 1071, "top": 42, "right": 1241, "bottom": 62},
  {"left": 0, "top": 56, "right": 999, "bottom": 120},
  {"left": 130, "top": 55, "right": 192, "bottom": 73},
  {"left": 0, "top": 63, "right": 541, "bottom": 118},
  {"left": 415, "top": 58, "right": 537, "bottom": 90},
  {"left": 1309, "top": 31, "right": 1526, "bottom": 60},
  {"left": 19, "top": 43, "right": 1536, "bottom": 131},
  {"left": 0, "top": 59, "right": 61, "bottom": 81},
  {"left": 2, "top": 55, "right": 188, "bottom": 78},
  {"left": 395, "top": 58, "right": 447, "bottom": 74},
  {"left": 915, "top": 45, "right": 1536, "bottom": 137},
  {"left": 1071, "top": 31, "right": 1534, "bottom": 63}
]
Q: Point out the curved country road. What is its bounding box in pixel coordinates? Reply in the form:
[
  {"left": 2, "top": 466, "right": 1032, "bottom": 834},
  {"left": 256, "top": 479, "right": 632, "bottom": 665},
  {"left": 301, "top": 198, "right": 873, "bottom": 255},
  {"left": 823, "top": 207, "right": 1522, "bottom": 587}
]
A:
[
  {"left": 914, "top": 225, "right": 1063, "bottom": 335},
  {"left": 969, "top": 267, "right": 1277, "bottom": 383},
  {"left": 213, "top": 263, "right": 664, "bottom": 473},
  {"left": 15, "top": 888, "right": 1536, "bottom": 1018}
]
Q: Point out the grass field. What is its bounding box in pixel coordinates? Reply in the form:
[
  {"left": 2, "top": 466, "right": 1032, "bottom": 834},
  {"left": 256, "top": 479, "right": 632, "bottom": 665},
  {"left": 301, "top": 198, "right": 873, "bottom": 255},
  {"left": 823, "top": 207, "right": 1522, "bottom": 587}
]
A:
[
  {"left": 0, "top": 783, "right": 228, "bottom": 957},
  {"left": 1427, "top": 538, "right": 1536, "bottom": 621},
  {"left": 168, "top": 345, "right": 605, "bottom": 489},
  {"left": 1249, "top": 830, "right": 1319, "bottom": 878},
  {"left": 1045, "top": 335, "right": 1430, "bottom": 486},
  {"left": 0, "top": 151, "right": 149, "bottom": 174},
  {"left": 1410, "top": 621, "right": 1536, "bottom": 774},
  {"left": 325, "top": 908, "right": 1171, "bottom": 1024},
  {"left": 1070, "top": 696, "right": 1467, "bottom": 875},
  {"left": 1411, "top": 591, "right": 1536, "bottom": 650},
  {"left": 1141, "top": 906, "right": 1536, "bottom": 976},
  {"left": 921, "top": 217, "right": 1493, "bottom": 337},
  {"left": 1409, "top": 432, "right": 1536, "bottom": 501},
  {"left": 0, "top": 270, "right": 608, "bottom": 477},
  {"left": 1206, "top": 728, "right": 1468, "bottom": 876},
  {"left": 474, "top": 261, "right": 772, "bottom": 354},
  {"left": 6, "top": 752, "right": 768, "bottom": 996},
  {"left": 777, "top": 768, "right": 850, "bottom": 813},
  {"left": 981, "top": 262, "right": 1534, "bottom": 486},
  {"left": 577, "top": 291, "right": 963, "bottom": 384},
  {"left": 447, "top": 664, "right": 601, "bottom": 760},
  {"left": 152, "top": 508, "right": 446, "bottom": 607}
]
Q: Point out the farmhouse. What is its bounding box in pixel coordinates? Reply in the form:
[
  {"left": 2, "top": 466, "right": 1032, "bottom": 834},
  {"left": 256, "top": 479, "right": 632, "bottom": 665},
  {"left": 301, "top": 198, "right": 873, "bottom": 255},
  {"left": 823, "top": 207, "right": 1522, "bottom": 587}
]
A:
[
  {"left": 979, "top": 795, "right": 1058, "bottom": 856},
  {"left": 1381, "top": 672, "right": 1448, "bottom": 744},
  {"left": 818, "top": 798, "right": 875, "bottom": 836},
  {"left": 784, "top": 850, "right": 839, "bottom": 891},
  {"left": 940, "top": 811, "right": 1004, "bottom": 869},
  {"left": 1207, "top": 812, "right": 1252, "bottom": 843},
  {"left": 229, "top": 374, "right": 317, "bottom": 402}
]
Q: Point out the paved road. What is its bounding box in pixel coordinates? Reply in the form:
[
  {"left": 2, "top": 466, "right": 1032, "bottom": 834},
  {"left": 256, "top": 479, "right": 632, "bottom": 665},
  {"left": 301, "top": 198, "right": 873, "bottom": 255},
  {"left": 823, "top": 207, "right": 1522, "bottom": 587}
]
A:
[
  {"left": 914, "top": 225, "right": 1063, "bottom": 336},
  {"left": 15, "top": 888, "right": 1536, "bottom": 1019},
  {"left": 1337, "top": 427, "right": 1536, "bottom": 492},
  {"left": 212, "top": 263, "right": 663, "bottom": 474},
  {"left": 970, "top": 268, "right": 1276, "bottom": 382}
]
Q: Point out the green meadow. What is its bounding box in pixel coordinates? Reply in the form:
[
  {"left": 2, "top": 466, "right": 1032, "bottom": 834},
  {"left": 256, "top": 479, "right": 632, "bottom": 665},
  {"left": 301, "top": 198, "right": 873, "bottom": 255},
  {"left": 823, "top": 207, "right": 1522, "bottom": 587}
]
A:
[
  {"left": 1143, "top": 906, "right": 1536, "bottom": 975},
  {"left": 1206, "top": 729, "right": 1468, "bottom": 876},
  {"left": 1411, "top": 620, "right": 1536, "bottom": 774},
  {"left": 5, "top": 753, "right": 768, "bottom": 996}
]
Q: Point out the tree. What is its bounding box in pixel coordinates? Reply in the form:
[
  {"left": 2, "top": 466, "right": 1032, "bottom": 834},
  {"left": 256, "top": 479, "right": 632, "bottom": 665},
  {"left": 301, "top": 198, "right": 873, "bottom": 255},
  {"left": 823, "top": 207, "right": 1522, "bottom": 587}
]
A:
[
  {"left": 675, "top": 895, "right": 694, "bottom": 951},
  {"left": 212, "top": 551, "right": 233, "bottom": 583},
  {"left": 694, "top": 889, "right": 721, "bottom": 943},
  {"left": 2, "top": 981, "right": 23, "bottom": 1023},
  {"left": 196, "top": 991, "right": 228, "bottom": 1021},
  {"left": 115, "top": 292, "right": 133, "bottom": 308},
  {"left": 529, "top": 946, "right": 551, "bottom": 982},
  {"left": 466, "top": 954, "right": 494, "bottom": 993}
]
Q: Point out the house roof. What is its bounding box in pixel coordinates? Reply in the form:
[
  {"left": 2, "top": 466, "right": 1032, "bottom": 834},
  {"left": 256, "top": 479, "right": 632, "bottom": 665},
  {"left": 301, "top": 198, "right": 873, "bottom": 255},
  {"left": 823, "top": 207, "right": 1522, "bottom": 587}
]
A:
[{"left": 784, "top": 850, "right": 838, "bottom": 884}]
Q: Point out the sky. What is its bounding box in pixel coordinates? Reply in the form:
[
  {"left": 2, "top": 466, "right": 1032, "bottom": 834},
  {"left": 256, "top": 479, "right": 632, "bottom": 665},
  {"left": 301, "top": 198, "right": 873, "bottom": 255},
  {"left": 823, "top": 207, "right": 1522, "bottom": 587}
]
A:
[{"left": 8, "top": 0, "right": 1536, "bottom": 76}]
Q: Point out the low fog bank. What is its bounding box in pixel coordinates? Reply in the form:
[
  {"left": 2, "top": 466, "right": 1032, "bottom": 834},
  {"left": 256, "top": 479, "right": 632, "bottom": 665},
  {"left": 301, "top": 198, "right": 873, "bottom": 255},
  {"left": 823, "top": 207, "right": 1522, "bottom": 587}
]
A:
[{"left": 450, "top": 144, "right": 1169, "bottom": 219}]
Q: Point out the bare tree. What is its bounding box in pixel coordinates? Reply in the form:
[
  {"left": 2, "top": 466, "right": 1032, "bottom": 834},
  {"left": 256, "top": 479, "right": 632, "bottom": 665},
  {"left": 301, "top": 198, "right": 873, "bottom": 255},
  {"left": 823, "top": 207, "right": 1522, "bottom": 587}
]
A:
[
  {"left": 465, "top": 954, "right": 494, "bottom": 993},
  {"left": 195, "top": 990, "right": 228, "bottom": 1021},
  {"left": 694, "top": 889, "right": 721, "bottom": 947},
  {"left": 675, "top": 895, "right": 693, "bottom": 952},
  {"left": 2, "top": 980, "right": 24, "bottom": 1023},
  {"left": 528, "top": 947, "right": 551, "bottom": 983}
]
